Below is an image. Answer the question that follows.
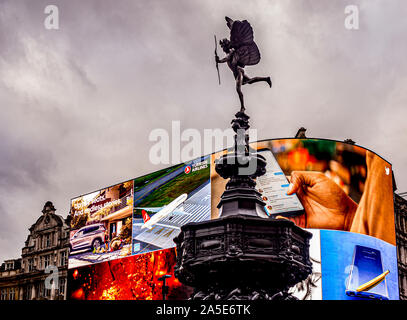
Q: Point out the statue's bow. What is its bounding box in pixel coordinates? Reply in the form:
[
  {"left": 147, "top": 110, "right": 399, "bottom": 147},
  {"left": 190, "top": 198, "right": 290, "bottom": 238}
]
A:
[{"left": 214, "top": 35, "right": 221, "bottom": 85}]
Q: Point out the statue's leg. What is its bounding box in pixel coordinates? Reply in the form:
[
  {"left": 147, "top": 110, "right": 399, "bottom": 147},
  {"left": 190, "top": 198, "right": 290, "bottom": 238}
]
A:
[
  {"left": 236, "top": 68, "right": 245, "bottom": 111},
  {"left": 242, "top": 73, "right": 272, "bottom": 88}
]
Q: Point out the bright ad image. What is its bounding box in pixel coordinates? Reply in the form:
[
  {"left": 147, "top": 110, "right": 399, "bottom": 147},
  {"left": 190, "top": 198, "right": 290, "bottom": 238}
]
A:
[
  {"left": 68, "top": 248, "right": 192, "bottom": 300},
  {"left": 320, "top": 230, "right": 399, "bottom": 300},
  {"left": 211, "top": 138, "right": 398, "bottom": 300},
  {"left": 69, "top": 181, "right": 134, "bottom": 269},
  {"left": 132, "top": 156, "right": 211, "bottom": 255},
  {"left": 212, "top": 138, "right": 396, "bottom": 245}
]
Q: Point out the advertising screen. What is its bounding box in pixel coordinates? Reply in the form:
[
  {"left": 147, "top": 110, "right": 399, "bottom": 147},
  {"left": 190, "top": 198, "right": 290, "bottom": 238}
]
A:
[
  {"left": 211, "top": 138, "right": 399, "bottom": 300},
  {"left": 68, "top": 156, "right": 211, "bottom": 299},
  {"left": 68, "top": 138, "right": 398, "bottom": 300},
  {"left": 69, "top": 180, "right": 134, "bottom": 269},
  {"left": 68, "top": 248, "right": 192, "bottom": 300},
  {"left": 256, "top": 148, "right": 305, "bottom": 217},
  {"left": 132, "top": 156, "right": 211, "bottom": 255}
]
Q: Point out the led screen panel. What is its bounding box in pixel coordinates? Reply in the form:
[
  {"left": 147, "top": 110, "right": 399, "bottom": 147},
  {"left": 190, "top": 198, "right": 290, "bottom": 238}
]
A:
[
  {"left": 68, "top": 248, "right": 192, "bottom": 300},
  {"left": 132, "top": 156, "right": 210, "bottom": 255},
  {"left": 211, "top": 138, "right": 398, "bottom": 300},
  {"left": 68, "top": 156, "right": 211, "bottom": 299},
  {"left": 68, "top": 138, "right": 398, "bottom": 300},
  {"left": 69, "top": 180, "right": 134, "bottom": 269}
]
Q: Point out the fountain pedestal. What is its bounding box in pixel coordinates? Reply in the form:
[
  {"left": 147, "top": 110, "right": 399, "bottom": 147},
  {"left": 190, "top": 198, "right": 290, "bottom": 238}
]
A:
[{"left": 173, "top": 111, "right": 313, "bottom": 300}]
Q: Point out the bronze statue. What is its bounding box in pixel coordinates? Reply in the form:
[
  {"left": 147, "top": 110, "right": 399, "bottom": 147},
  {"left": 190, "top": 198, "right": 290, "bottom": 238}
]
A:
[{"left": 215, "top": 16, "right": 272, "bottom": 112}]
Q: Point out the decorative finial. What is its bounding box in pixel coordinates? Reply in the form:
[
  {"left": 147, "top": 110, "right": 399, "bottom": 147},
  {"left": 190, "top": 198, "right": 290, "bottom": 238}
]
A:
[{"left": 42, "top": 201, "right": 56, "bottom": 214}]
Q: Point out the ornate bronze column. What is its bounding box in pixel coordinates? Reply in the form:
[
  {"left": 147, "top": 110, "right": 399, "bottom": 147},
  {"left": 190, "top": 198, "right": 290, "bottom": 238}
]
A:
[{"left": 173, "top": 111, "right": 313, "bottom": 300}]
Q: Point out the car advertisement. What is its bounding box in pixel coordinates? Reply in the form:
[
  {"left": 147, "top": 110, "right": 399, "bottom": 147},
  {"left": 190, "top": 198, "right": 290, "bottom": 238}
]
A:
[{"left": 69, "top": 180, "right": 134, "bottom": 269}]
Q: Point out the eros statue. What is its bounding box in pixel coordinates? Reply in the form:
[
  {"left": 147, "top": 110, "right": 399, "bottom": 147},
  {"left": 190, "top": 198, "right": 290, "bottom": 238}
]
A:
[{"left": 215, "top": 16, "right": 272, "bottom": 112}]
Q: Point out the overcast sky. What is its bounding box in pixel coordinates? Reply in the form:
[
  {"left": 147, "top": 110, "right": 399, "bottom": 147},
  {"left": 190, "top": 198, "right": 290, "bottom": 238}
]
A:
[{"left": 1, "top": 0, "right": 406, "bottom": 262}]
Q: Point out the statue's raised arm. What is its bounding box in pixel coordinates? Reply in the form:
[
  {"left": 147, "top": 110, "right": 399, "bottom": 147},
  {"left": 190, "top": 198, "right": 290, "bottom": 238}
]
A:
[{"left": 216, "top": 16, "right": 271, "bottom": 112}]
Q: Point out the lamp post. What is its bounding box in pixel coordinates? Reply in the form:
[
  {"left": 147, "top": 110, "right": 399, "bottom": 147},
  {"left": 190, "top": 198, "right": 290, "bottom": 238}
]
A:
[{"left": 158, "top": 274, "right": 172, "bottom": 300}]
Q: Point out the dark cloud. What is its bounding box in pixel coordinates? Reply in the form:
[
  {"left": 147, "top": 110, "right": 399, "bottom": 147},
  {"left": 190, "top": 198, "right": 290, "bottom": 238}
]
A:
[{"left": 0, "top": 0, "right": 406, "bottom": 261}]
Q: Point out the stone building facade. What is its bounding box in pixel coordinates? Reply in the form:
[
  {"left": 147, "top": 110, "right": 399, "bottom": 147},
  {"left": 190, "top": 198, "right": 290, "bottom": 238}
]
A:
[
  {"left": 0, "top": 201, "right": 70, "bottom": 300},
  {"left": 395, "top": 193, "right": 407, "bottom": 300}
]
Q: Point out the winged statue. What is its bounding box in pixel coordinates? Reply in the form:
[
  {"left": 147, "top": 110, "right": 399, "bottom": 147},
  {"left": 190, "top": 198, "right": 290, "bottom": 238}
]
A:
[{"left": 215, "top": 16, "right": 271, "bottom": 112}]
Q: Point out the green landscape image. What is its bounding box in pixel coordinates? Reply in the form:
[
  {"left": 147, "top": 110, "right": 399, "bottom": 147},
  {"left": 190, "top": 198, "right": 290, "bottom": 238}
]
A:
[{"left": 133, "top": 157, "right": 210, "bottom": 216}]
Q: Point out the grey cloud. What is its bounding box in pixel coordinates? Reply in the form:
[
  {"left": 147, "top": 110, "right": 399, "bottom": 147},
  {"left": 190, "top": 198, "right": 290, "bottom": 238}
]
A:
[{"left": 0, "top": 0, "right": 406, "bottom": 260}]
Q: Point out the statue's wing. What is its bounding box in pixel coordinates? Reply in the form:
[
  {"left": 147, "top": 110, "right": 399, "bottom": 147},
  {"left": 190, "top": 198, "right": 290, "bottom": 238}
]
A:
[
  {"left": 229, "top": 19, "right": 261, "bottom": 66},
  {"left": 235, "top": 42, "right": 261, "bottom": 66},
  {"left": 230, "top": 20, "right": 254, "bottom": 48}
]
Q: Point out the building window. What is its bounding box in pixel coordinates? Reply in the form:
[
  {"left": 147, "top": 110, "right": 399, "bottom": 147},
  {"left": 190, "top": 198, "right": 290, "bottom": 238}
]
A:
[
  {"left": 39, "top": 282, "right": 51, "bottom": 298},
  {"left": 45, "top": 287, "right": 51, "bottom": 298},
  {"left": 59, "top": 277, "right": 66, "bottom": 297},
  {"left": 44, "top": 255, "right": 51, "bottom": 269},
  {"left": 5, "top": 262, "right": 14, "bottom": 270},
  {"left": 0, "top": 289, "right": 7, "bottom": 300},
  {"left": 28, "top": 258, "right": 34, "bottom": 272},
  {"left": 24, "top": 286, "right": 31, "bottom": 300},
  {"left": 46, "top": 234, "right": 52, "bottom": 247},
  {"left": 9, "top": 287, "right": 15, "bottom": 300},
  {"left": 38, "top": 282, "right": 44, "bottom": 298},
  {"left": 60, "top": 251, "right": 67, "bottom": 266},
  {"left": 401, "top": 247, "right": 405, "bottom": 265}
]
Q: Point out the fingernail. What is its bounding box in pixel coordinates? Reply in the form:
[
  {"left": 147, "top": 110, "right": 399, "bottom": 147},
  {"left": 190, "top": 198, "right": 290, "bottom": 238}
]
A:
[{"left": 287, "top": 183, "right": 293, "bottom": 194}]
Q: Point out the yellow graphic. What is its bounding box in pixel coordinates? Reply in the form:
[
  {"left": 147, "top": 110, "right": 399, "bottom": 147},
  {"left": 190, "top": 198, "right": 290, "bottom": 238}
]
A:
[{"left": 356, "top": 270, "right": 390, "bottom": 292}]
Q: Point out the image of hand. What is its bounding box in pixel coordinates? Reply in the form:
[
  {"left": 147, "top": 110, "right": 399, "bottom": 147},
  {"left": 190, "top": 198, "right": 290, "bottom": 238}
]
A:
[
  {"left": 212, "top": 141, "right": 396, "bottom": 245},
  {"left": 350, "top": 151, "right": 396, "bottom": 245},
  {"left": 285, "top": 171, "right": 358, "bottom": 230}
]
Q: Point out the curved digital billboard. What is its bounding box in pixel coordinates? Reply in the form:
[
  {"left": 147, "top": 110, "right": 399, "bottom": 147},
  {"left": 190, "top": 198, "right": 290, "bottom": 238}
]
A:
[
  {"left": 68, "top": 138, "right": 399, "bottom": 300},
  {"left": 210, "top": 138, "right": 398, "bottom": 300}
]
